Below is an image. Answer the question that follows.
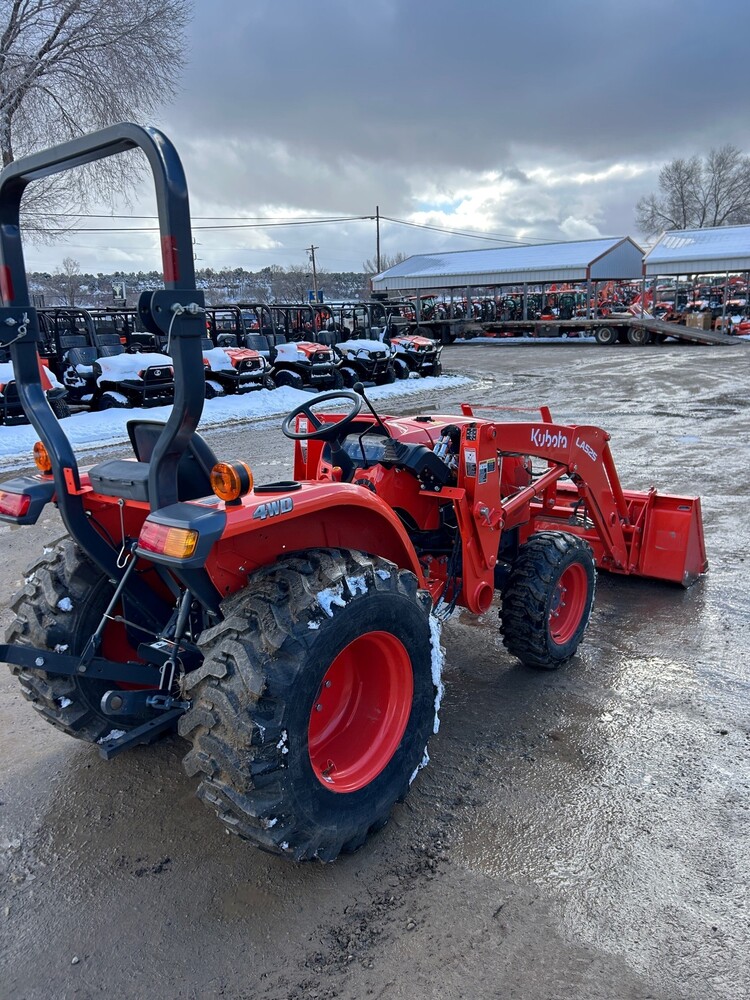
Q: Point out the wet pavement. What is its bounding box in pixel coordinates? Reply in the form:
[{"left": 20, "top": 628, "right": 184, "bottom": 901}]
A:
[{"left": 1, "top": 340, "right": 749, "bottom": 999}]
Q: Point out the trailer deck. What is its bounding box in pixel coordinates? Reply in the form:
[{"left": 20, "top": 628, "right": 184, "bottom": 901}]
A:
[{"left": 451, "top": 315, "right": 742, "bottom": 346}]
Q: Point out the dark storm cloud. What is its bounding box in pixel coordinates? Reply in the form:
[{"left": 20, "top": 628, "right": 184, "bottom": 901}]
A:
[
  {"left": 167, "top": 0, "right": 749, "bottom": 171},
  {"left": 27, "top": 0, "right": 750, "bottom": 271}
]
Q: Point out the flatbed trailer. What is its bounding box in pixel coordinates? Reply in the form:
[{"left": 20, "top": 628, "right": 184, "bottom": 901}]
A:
[{"left": 444, "top": 315, "right": 742, "bottom": 347}]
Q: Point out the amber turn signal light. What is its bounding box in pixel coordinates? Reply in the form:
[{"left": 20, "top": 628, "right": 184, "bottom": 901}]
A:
[
  {"left": 139, "top": 522, "right": 199, "bottom": 560},
  {"left": 33, "top": 441, "right": 52, "bottom": 474},
  {"left": 210, "top": 461, "right": 253, "bottom": 503}
]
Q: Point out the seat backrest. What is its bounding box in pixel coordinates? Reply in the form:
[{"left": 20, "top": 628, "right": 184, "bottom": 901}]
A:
[
  {"left": 59, "top": 334, "right": 88, "bottom": 352},
  {"left": 95, "top": 332, "right": 125, "bottom": 358},
  {"left": 274, "top": 333, "right": 287, "bottom": 346},
  {"left": 126, "top": 419, "right": 219, "bottom": 501},
  {"left": 245, "top": 334, "right": 269, "bottom": 353},
  {"left": 66, "top": 345, "right": 99, "bottom": 366}
]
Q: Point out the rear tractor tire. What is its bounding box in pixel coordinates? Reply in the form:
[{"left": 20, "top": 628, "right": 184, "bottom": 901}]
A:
[
  {"left": 500, "top": 531, "right": 595, "bottom": 669},
  {"left": 6, "top": 540, "right": 154, "bottom": 743},
  {"left": 180, "top": 549, "right": 439, "bottom": 862}
]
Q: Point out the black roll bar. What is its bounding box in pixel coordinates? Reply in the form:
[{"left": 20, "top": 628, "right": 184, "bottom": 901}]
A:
[{"left": 0, "top": 124, "right": 205, "bottom": 596}]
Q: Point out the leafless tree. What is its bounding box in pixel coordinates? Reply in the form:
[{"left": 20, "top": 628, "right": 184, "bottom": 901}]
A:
[
  {"left": 271, "top": 265, "right": 314, "bottom": 303},
  {"left": 0, "top": 0, "right": 192, "bottom": 239},
  {"left": 50, "top": 255, "right": 84, "bottom": 305},
  {"left": 362, "top": 251, "right": 408, "bottom": 275},
  {"left": 636, "top": 145, "right": 750, "bottom": 237}
]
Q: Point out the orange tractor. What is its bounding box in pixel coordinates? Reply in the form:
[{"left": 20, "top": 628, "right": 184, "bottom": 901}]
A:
[{"left": 0, "top": 127, "right": 707, "bottom": 861}]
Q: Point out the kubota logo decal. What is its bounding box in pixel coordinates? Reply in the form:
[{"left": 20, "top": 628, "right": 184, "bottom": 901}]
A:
[
  {"left": 530, "top": 427, "right": 568, "bottom": 450},
  {"left": 576, "top": 437, "right": 598, "bottom": 461},
  {"left": 252, "top": 497, "right": 294, "bottom": 520}
]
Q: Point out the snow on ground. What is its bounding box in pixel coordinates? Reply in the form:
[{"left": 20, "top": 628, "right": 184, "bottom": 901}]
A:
[{"left": 0, "top": 374, "right": 472, "bottom": 469}]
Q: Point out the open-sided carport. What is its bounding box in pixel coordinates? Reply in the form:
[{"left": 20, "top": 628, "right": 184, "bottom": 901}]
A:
[
  {"left": 644, "top": 224, "right": 750, "bottom": 330},
  {"left": 372, "top": 236, "right": 644, "bottom": 316}
]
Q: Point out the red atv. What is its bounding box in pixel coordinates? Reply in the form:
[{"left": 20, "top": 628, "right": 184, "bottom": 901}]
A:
[{"left": 0, "top": 126, "right": 707, "bottom": 863}]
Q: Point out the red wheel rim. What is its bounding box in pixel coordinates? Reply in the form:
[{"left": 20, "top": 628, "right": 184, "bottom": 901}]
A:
[
  {"left": 308, "top": 631, "right": 413, "bottom": 793},
  {"left": 549, "top": 563, "right": 588, "bottom": 645}
]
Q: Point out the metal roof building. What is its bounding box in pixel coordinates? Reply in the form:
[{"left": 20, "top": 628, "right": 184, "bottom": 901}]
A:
[
  {"left": 372, "top": 237, "right": 645, "bottom": 291},
  {"left": 644, "top": 225, "right": 750, "bottom": 275}
]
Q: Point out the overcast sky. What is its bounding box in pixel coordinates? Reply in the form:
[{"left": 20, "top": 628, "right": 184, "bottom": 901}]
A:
[{"left": 25, "top": 0, "right": 750, "bottom": 277}]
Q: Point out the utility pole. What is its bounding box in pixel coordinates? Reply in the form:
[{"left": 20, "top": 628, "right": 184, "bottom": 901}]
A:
[
  {"left": 376, "top": 205, "right": 381, "bottom": 273},
  {"left": 307, "top": 244, "right": 319, "bottom": 299}
]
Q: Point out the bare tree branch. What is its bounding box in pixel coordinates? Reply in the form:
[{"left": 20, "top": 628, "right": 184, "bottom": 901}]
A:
[
  {"left": 0, "top": 0, "right": 192, "bottom": 239},
  {"left": 636, "top": 146, "right": 750, "bottom": 237}
]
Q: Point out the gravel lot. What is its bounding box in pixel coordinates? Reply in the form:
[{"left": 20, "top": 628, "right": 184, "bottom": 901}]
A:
[{"left": 1, "top": 340, "right": 748, "bottom": 1000}]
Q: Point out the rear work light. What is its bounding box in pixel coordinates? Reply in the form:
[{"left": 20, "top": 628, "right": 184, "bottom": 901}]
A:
[
  {"left": 210, "top": 461, "right": 253, "bottom": 503},
  {"left": 33, "top": 441, "right": 53, "bottom": 474},
  {"left": 0, "top": 490, "right": 31, "bottom": 519},
  {"left": 139, "top": 521, "right": 199, "bottom": 559}
]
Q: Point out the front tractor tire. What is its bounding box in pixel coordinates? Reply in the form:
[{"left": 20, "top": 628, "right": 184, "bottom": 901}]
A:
[
  {"left": 500, "top": 531, "right": 595, "bottom": 669},
  {"left": 6, "top": 540, "right": 152, "bottom": 743},
  {"left": 180, "top": 549, "right": 438, "bottom": 862}
]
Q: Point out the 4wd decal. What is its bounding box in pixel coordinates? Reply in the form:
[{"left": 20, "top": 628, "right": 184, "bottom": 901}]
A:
[{"left": 252, "top": 497, "right": 294, "bottom": 520}]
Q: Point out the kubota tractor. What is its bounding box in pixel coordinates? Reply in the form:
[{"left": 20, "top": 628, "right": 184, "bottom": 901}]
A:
[{"left": 0, "top": 126, "right": 708, "bottom": 863}]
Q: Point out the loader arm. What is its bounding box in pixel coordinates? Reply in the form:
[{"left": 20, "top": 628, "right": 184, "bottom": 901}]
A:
[{"left": 492, "top": 422, "right": 630, "bottom": 571}]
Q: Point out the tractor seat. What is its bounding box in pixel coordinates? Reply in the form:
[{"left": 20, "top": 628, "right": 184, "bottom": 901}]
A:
[{"left": 88, "top": 419, "right": 219, "bottom": 504}]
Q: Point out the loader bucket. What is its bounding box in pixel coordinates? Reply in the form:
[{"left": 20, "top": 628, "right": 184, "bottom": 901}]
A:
[{"left": 633, "top": 491, "right": 707, "bottom": 587}]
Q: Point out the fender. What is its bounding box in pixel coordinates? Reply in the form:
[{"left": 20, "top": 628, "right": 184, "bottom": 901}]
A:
[{"left": 205, "top": 481, "right": 425, "bottom": 597}]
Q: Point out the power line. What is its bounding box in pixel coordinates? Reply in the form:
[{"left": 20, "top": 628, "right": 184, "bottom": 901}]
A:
[{"left": 379, "top": 216, "right": 557, "bottom": 246}]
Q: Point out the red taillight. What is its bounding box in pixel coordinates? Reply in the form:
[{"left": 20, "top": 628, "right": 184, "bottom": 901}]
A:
[
  {"left": 139, "top": 521, "right": 198, "bottom": 559},
  {"left": 0, "top": 491, "right": 31, "bottom": 519}
]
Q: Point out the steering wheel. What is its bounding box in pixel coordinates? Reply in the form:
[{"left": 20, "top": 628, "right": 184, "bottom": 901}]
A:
[{"left": 281, "top": 390, "right": 364, "bottom": 442}]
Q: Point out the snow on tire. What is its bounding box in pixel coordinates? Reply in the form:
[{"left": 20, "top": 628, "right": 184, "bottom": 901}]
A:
[
  {"left": 6, "top": 539, "right": 153, "bottom": 742},
  {"left": 180, "top": 548, "right": 438, "bottom": 862}
]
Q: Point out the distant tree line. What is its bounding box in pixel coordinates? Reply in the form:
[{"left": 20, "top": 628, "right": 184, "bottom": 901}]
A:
[{"left": 29, "top": 261, "right": 377, "bottom": 308}]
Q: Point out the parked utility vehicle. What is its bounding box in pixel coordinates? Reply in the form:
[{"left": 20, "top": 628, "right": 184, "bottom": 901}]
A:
[{"left": 0, "top": 126, "right": 707, "bottom": 862}]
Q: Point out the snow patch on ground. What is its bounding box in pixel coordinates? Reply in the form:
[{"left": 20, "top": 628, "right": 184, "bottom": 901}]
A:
[
  {"left": 0, "top": 374, "right": 472, "bottom": 469},
  {"left": 57, "top": 597, "right": 73, "bottom": 612},
  {"left": 317, "top": 584, "right": 347, "bottom": 617}
]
